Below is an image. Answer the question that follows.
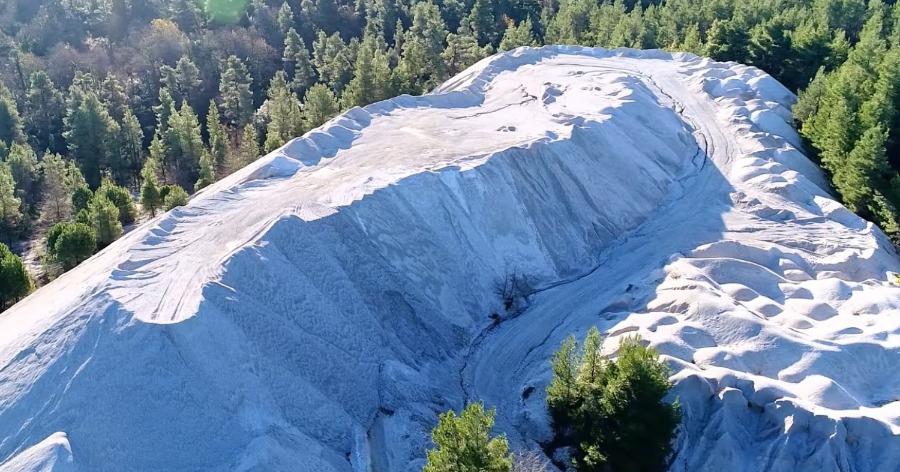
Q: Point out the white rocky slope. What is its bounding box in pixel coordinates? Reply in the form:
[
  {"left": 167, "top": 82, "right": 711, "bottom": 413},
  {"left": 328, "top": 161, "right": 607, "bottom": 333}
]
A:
[{"left": 1, "top": 46, "right": 899, "bottom": 472}]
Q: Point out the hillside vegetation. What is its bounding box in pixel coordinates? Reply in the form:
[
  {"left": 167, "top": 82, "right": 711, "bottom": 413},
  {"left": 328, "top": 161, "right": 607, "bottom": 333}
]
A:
[{"left": 0, "top": 0, "right": 898, "bottom": 296}]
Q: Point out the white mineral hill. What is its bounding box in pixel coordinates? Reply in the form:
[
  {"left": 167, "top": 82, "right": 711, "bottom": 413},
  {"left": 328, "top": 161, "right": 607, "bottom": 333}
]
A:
[{"left": 1, "top": 46, "right": 899, "bottom": 472}]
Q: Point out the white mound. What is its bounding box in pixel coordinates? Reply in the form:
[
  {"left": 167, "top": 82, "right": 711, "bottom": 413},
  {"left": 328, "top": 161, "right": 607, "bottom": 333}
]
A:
[{"left": 1, "top": 46, "right": 899, "bottom": 472}]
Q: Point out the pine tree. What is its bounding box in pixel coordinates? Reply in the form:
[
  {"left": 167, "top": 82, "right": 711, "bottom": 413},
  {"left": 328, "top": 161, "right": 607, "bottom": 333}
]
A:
[
  {"left": 499, "top": 18, "right": 537, "bottom": 51},
  {"left": 24, "top": 71, "right": 65, "bottom": 155},
  {"left": 6, "top": 143, "right": 40, "bottom": 214},
  {"left": 165, "top": 102, "right": 206, "bottom": 189},
  {"left": 679, "top": 23, "right": 703, "bottom": 55},
  {"left": 140, "top": 158, "right": 163, "bottom": 217},
  {"left": 396, "top": 2, "right": 449, "bottom": 92},
  {"left": 0, "top": 83, "right": 24, "bottom": 148},
  {"left": 206, "top": 103, "right": 228, "bottom": 172},
  {"left": 40, "top": 154, "right": 83, "bottom": 224},
  {"left": 301, "top": 84, "right": 340, "bottom": 130},
  {"left": 161, "top": 56, "right": 203, "bottom": 106},
  {"left": 237, "top": 124, "right": 261, "bottom": 168},
  {"left": 100, "top": 73, "right": 130, "bottom": 122},
  {"left": 115, "top": 109, "right": 146, "bottom": 186},
  {"left": 284, "top": 28, "right": 317, "bottom": 94},
  {"left": 0, "top": 163, "right": 22, "bottom": 243},
  {"left": 154, "top": 87, "right": 177, "bottom": 135},
  {"left": 423, "top": 402, "right": 513, "bottom": 472},
  {"left": 96, "top": 179, "right": 138, "bottom": 225},
  {"left": 195, "top": 149, "right": 215, "bottom": 191},
  {"left": 313, "top": 31, "right": 354, "bottom": 94},
  {"left": 218, "top": 56, "right": 255, "bottom": 128},
  {"left": 0, "top": 243, "right": 32, "bottom": 307},
  {"left": 443, "top": 27, "right": 493, "bottom": 76},
  {"left": 163, "top": 185, "right": 189, "bottom": 210},
  {"left": 47, "top": 222, "right": 95, "bottom": 270},
  {"left": 90, "top": 194, "right": 123, "bottom": 248},
  {"left": 264, "top": 72, "right": 304, "bottom": 152},
  {"left": 64, "top": 91, "right": 118, "bottom": 189},
  {"left": 466, "top": 0, "right": 496, "bottom": 46},
  {"left": 277, "top": 2, "right": 296, "bottom": 35},
  {"left": 342, "top": 35, "right": 380, "bottom": 109}
]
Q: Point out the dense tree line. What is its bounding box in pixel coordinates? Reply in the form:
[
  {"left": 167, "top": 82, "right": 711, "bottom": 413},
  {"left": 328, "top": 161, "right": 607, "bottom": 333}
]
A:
[{"left": 0, "top": 0, "right": 898, "bottom": 292}]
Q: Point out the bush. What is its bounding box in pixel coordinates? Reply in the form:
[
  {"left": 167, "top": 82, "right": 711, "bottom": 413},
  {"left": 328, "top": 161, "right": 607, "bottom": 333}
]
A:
[
  {"left": 97, "top": 179, "right": 138, "bottom": 225},
  {"left": 163, "top": 185, "right": 189, "bottom": 210},
  {"left": 72, "top": 185, "right": 92, "bottom": 213},
  {"left": 47, "top": 222, "right": 95, "bottom": 270},
  {"left": 90, "top": 195, "right": 123, "bottom": 248},
  {"left": 0, "top": 243, "right": 32, "bottom": 307},
  {"left": 546, "top": 328, "right": 681, "bottom": 472},
  {"left": 424, "top": 402, "right": 513, "bottom": 472}
]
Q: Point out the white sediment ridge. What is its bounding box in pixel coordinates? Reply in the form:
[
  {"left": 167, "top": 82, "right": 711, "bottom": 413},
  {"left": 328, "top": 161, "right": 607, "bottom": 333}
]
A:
[{"left": 1, "top": 46, "right": 899, "bottom": 471}]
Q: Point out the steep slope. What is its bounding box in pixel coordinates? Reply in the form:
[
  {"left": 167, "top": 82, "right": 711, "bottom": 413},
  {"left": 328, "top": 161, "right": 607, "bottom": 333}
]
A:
[{"left": 1, "top": 46, "right": 899, "bottom": 471}]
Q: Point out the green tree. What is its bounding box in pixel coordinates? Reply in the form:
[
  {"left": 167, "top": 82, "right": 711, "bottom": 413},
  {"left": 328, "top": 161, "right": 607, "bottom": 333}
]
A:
[
  {"left": 284, "top": 28, "right": 317, "bottom": 95},
  {"left": 219, "top": 55, "right": 255, "bottom": 128},
  {"left": 396, "top": 1, "right": 449, "bottom": 93},
  {"left": 24, "top": 71, "right": 65, "bottom": 155},
  {"left": 301, "top": 84, "right": 340, "bottom": 130},
  {"left": 195, "top": 150, "right": 216, "bottom": 191},
  {"left": 96, "top": 179, "right": 138, "bottom": 225},
  {"left": 0, "top": 243, "right": 32, "bottom": 307},
  {"left": 423, "top": 402, "right": 513, "bottom": 472},
  {"left": 443, "top": 27, "right": 493, "bottom": 76},
  {"left": 0, "top": 83, "right": 24, "bottom": 148},
  {"left": 47, "top": 222, "right": 95, "bottom": 270},
  {"left": 64, "top": 91, "right": 118, "bottom": 189},
  {"left": 72, "top": 185, "right": 93, "bottom": 215},
  {"left": 163, "top": 185, "right": 189, "bottom": 210},
  {"left": 204, "top": 104, "right": 228, "bottom": 178},
  {"left": 40, "top": 154, "right": 81, "bottom": 224},
  {"left": 90, "top": 194, "right": 123, "bottom": 248},
  {"left": 165, "top": 102, "right": 206, "bottom": 189},
  {"left": 313, "top": 31, "right": 354, "bottom": 94},
  {"left": 466, "top": 0, "right": 496, "bottom": 46},
  {"left": 7, "top": 143, "right": 40, "bottom": 213},
  {"left": 264, "top": 71, "right": 304, "bottom": 152},
  {"left": 499, "top": 18, "right": 537, "bottom": 51},
  {"left": 140, "top": 158, "right": 163, "bottom": 217},
  {"left": 547, "top": 328, "right": 681, "bottom": 472},
  {"left": 0, "top": 163, "right": 23, "bottom": 243},
  {"left": 161, "top": 56, "right": 203, "bottom": 107}
]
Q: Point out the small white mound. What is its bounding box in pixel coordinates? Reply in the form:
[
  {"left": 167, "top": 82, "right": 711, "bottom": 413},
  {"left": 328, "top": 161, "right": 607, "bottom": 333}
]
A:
[{"left": 1, "top": 46, "right": 899, "bottom": 472}]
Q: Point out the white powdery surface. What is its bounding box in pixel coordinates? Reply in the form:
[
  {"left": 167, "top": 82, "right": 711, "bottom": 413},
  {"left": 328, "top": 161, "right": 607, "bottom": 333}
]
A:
[{"left": 1, "top": 46, "right": 899, "bottom": 471}]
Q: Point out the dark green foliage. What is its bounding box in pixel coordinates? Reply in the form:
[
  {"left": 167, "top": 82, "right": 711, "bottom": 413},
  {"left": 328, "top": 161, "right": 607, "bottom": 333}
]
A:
[
  {"left": 547, "top": 328, "right": 681, "bottom": 472},
  {"left": 96, "top": 179, "right": 138, "bottom": 225},
  {"left": 0, "top": 243, "right": 32, "bottom": 307},
  {"left": 89, "top": 194, "right": 123, "bottom": 248},
  {"left": 47, "top": 222, "right": 95, "bottom": 270},
  {"left": 424, "top": 402, "right": 513, "bottom": 472},
  {"left": 163, "top": 185, "right": 189, "bottom": 210},
  {"left": 72, "top": 185, "right": 93, "bottom": 214}
]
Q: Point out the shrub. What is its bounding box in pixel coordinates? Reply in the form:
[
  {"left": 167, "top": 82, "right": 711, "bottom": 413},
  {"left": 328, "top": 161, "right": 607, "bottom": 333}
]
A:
[
  {"left": 97, "top": 179, "right": 138, "bottom": 225},
  {"left": 90, "top": 195, "right": 123, "bottom": 248},
  {"left": 547, "top": 328, "right": 681, "bottom": 472},
  {"left": 48, "top": 222, "right": 95, "bottom": 270},
  {"left": 72, "top": 185, "right": 92, "bottom": 213},
  {"left": 0, "top": 243, "right": 32, "bottom": 307},
  {"left": 163, "top": 185, "right": 189, "bottom": 210},
  {"left": 424, "top": 402, "right": 513, "bottom": 472}
]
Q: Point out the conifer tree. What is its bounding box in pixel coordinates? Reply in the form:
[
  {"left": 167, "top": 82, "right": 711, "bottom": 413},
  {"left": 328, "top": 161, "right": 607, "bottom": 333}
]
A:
[
  {"left": 0, "top": 243, "right": 32, "bottom": 306},
  {"left": 90, "top": 194, "right": 123, "bottom": 248},
  {"left": 24, "top": 71, "right": 65, "bottom": 155},
  {"left": 64, "top": 91, "right": 118, "bottom": 189},
  {"left": 0, "top": 163, "right": 22, "bottom": 243},
  {"left": 443, "top": 27, "right": 493, "bottom": 76},
  {"left": 140, "top": 158, "right": 163, "bottom": 217},
  {"left": 424, "top": 402, "right": 512, "bottom": 472},
  {"left": 313, "top": 31, "right": 354, "bottom": 94},
  {"left": 301, "top": 84, "right": 340, "bottom": 130},
  {"left": 284, "top": 28, "right": 317, "bottom": 94},
  {"left": 161, "top": 56, "right": 203, "bottom": 107},
  {"left": 206, "top": 103, "right": 228, "bottom": 172},
  {"left": 165, "top": 102, "right": 205, "bottom": 189},
  {"left": 0, "top": 83, "right": 24, "bottom": 148},
  {"left": 466, "top": 0, "right": 496, "bottom": 46},
  {"left": 396, "top": 2, "right": 449, "bottom": 92},
  {"left": 237, "top": 124, "right": 261, "bottom": 169},
  {"left": 97, "top": 179, "right": 138, "bottom": 225},
  {"left": 277, "top": 2, "right": 296, "bottom": 36},
  {"left": 264, "top": 72, "right": 304, "bottom": 152},
  {"left": 40, "top": 155, "right": 84, "bottom": 224},
  {"left": 499, "top": 18, "right": 537, "bottom": 51},
  {"left": 6, "top": 143, "right": 40, "bottom": 213},
  {"left": 116, "top": 109, "right": 146, "bottom": 186},
  {"left": 195, "top": 150, "right": 216, "bottom": 191},
  {"left": 218, "top": 56, "right": 254, "bottom": 128}
]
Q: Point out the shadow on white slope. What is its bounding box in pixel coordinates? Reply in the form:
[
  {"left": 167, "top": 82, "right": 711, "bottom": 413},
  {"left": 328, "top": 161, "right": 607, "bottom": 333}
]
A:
[{"left": 0, "top": 46, "right": 899, "bottom": 471}]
